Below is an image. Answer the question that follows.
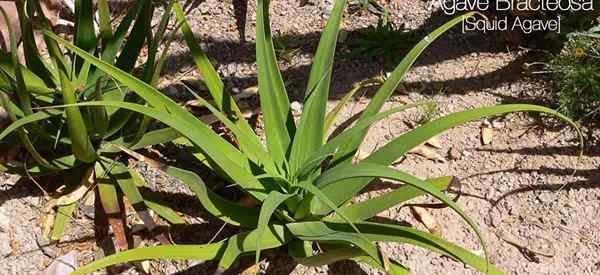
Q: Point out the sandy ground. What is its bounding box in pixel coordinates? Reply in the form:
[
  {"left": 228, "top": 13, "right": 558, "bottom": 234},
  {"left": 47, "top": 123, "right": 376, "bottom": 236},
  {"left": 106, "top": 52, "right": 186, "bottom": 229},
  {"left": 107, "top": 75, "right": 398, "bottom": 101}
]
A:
[{"left": 1, "top": 0, "right": 599, "bottom": 274}]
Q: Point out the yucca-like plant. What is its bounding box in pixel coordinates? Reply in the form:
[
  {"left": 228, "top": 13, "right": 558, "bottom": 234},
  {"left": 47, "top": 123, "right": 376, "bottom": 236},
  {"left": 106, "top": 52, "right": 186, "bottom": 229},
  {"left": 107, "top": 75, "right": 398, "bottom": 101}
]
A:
[
  {"left": 0, "top": 0, "right": 186, "bottom": 246},
  {"left": 10, "top": 0, "right": 580, "bottom": 273}
]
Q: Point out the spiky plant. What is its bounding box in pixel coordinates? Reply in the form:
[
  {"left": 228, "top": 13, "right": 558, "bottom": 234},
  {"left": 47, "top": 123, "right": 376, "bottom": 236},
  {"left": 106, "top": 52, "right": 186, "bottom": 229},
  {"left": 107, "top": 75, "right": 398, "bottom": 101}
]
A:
[
  {"left": 23, "top": 0, "right": 580, "bottom": 273},
  {"left": 0, "top": 0, "right": 186, "bottom": 246}
]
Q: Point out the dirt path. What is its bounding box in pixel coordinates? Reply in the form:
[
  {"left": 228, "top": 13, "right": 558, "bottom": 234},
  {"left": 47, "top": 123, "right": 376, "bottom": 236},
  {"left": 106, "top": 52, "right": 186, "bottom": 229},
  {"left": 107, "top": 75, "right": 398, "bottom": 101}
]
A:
[{"left": 1, "top": 1, "right": 598, "bottom": 274}]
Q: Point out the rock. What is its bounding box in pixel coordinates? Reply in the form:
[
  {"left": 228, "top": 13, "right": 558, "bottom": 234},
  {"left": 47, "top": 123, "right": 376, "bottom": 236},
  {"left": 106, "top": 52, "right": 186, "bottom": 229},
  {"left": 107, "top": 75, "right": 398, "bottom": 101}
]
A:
[
  {"left": 448, "top": 147, "right": 462, "bottom": 160},
  {"left": 0, "top": 205, "right": 9, "bottom": 232},
  {"left": 43, "top": 251, "right": 79, "bottom": 275},
  {"left": 290, "top": 101, "right": 303, "bottom": 114},
  {"left": 537, "top": 192, "right": 554, "bottom": 204}
]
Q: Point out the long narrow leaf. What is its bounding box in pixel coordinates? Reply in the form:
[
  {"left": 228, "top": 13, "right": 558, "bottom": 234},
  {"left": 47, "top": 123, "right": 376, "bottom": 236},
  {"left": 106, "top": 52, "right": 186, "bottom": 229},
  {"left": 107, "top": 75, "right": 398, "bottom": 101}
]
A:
[
  {"left": 289, "top": 0, "right": 347, "bottom": 174},
  {"left": 255, "top": 191, "right": 294, "bottom": 262},
  {"left": 310, "top": 104, "right": 582, "bottom": 215},
  {"left": 255, "top": 0, "right": 295, "bottom": 168},
  {"left": 72, "top": 243, "right": 227, "bottom": 275},
  {"left": 333, "top": 12, "right": 478, "bottom": 164}
]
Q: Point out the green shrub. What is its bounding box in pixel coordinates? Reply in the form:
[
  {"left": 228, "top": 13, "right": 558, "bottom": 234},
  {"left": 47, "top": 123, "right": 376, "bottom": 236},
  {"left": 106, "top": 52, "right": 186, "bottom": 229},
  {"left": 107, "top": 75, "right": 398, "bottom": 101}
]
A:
[
  {"left": 0, "top": 0, "right": 185, "bottom": 244},
  {"left": 549, "top": 33, "right": 600, "bottom": 120},
  {"left": 23, "top": 0, "right": 580, "bottom": 274},
  {"left": 347, "top": 8, "right": 417, "bottom": 67}
]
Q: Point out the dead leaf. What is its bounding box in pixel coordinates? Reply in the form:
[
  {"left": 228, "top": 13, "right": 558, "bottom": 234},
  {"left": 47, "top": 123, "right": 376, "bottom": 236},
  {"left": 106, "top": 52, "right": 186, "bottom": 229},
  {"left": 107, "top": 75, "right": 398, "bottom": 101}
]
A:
[
  {"left": 236, "top": 85, "right": 259, "bottom": 100},
  {"left": 56, "top": 168, "right": 94, "bottom": 206},
  {"left": 409, "top": 145, "right": 445, "bottom": 163},
  {"left": 425, "top": 135, "right": 443, "bottom": 149},
  {"left": 480, "top": 126, "right": 495, "bottom": 145},
  {"left": 43, "top": 250, "right": 78, "bottom": 275},
  {"left": 241, "top": 262, "right": 260, "bottom": 275},
  {"left": 410, "top": 206, "right": 442, "bottom": 236},
  {"left": 240, "top": 195, "right": 260, "bottom": 208},
  {"left": 353, "top": 150, "right": 369, "bottom": 163}
]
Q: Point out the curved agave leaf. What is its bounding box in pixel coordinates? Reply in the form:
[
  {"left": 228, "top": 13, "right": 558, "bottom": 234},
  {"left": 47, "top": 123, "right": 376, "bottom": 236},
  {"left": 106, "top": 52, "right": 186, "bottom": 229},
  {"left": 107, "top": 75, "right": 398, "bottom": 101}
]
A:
[
  {"left": 288, "top": 221, "right": 504, "bottom": 275},
  {"left": 289, "top": 0, "right": 347, "bottom": 174},
  {"left": 164, "top": 165, "right": 260, "bottom": 227},
  {"left": 72, "top": 243, "right": 227, "bottom": 275},
  {"left": 295, "top": 103, "right": 424, "bottom": 180},
  {"left": 309, "top": 104, "right": 582, "bottom": 216},
  {"left": 59, "top": 70, "right": 97, "bottom": 163},
  {"left": 256, "top": 0, "right": 295, "bottom": 168},
  {"left": 325, "top": 176, "right": 453, "bottom": 222},
  {"left": 332, "top": 12, "right": 478, "bottom": 164},
  {"left": 217, "top": 225, "right": 291, "bottom": 269},
  {"left": 292, "top": 242, "right": 411, "bottom": 274},
  {"left": 286, "top": 221, "right": 387, "bottom": 271},
  {"left": 173, "top": 1, "right": 255, "bottom": 143},
  {"left": 354, "top": 255, "right": 410, "bottom": 275},
  {"left": 255, "top": 191, "right": 294, "bottom": 262},
  {"left": 37, "top": 33, "right": 270, "bottom": 198},
  {"left": 310, "top": 163, "right": 488, "bottom": 262},
  {"left": 182, "top": 88, "right": 276, "bottom": 174}
]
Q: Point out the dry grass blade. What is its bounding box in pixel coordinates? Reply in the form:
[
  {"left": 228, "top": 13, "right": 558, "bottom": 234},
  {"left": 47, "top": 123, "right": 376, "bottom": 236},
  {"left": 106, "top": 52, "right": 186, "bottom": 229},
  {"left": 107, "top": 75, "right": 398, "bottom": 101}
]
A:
[{"left": 410, "top": 206, "right": 442, "bottom": 236}]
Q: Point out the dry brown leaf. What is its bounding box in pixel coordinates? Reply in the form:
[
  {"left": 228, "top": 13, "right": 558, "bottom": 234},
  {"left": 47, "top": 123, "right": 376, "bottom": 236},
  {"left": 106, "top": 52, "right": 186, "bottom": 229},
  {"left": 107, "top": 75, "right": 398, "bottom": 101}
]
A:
[
  {"left": 353, "top": 150, "right": 369, "bottom": 163},
  {"left": 409, "top": 145, "right": 446, "bottom": 163},
  {"left": 481, "top": 127, "right": 495, "bottom": 145},
  {"left": 239, "top": 195, "right": 260, "bottom": 208},
  {"left": 425, "top": 135, "right": 443, "bottom": 149},
  {"left": 236, "top": 85, "right": 259, "bottom": 100},
  {"left": 56, "top": 169, "right": 94, "bottom": 206},
  {"left": 241, "top": 263, "right": 260, "bottom": 275},
  {"left": 410, "top": 206, "right": 442, "bottom": 236}
]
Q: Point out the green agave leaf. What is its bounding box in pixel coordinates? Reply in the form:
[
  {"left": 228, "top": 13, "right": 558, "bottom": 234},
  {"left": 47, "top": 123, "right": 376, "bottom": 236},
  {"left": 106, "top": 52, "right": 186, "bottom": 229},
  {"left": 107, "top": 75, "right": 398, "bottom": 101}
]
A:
[
  {"left": 311, "top": 163, "right": 489, "bottom": 266},
  {"left": 108, "top": 161, "right": 186, "bottom": 225},
  {"left": 174, "top": 2, "right": 260, "bottom": 167},
  {"left": 290, "top": 221, "right": 504, "bottom": 275},
  {"left": 0, "top": 5, "right": 32, "bottom": 115},
  {"left": 46, "top": 35, "right": 271, "bottom": 200},
  {"left": 115, "top": 0, "right": 152, "bottom": 73},
  {"left": 323, "top": 78, "right": 383, "bottom": 140},
  {"left": 143, "top": 199, "right": 186, "bottom": 225},
  {"left": 354, "top": 255, "right": 410, "bottom": 275},
  {"left": 326, "top": 176, "right": 453, "bottom": 222},
  {"left": 0, "top": 109, "right": 63, "bottom": 141},
  {"left": 50, "top": 203, "right": 77, "bottom": 241},
  {"left": 295, "top": 103, "right": 424, "bottom": 180},
  {"left": 292, "top": 242, "right": 410, "bottom": 275},
  {"left": 69, "top": 100, "right": 269, "bottom": 199},
  {"left": 74, "top": 0, "right": 97, "bottom": 52},
  {"left": 183, "top": 88, "right": 276, "bottom": 174},
  {"left": 333, "top": 12, "right": 478, "bottom": 164},
  {"left": 289, "top": 0, "right": 347, "bottom": 174},
  {"left": 293, "top": 246, "right": 365, "bottom": 266},
  {"left": 286, "top": 221, "right": 385, "bottom": 270},
  {"left": 86, "top": 0, "right": 147, "bottom": 87},
  {"left": 14, "top": 0, "right": 54, "bottom": 86},
  {"left": 255, "top": 191, "right": 294, "bottom": 263},
  {"left": 0, "top": 53, "right": 54, "bottom": 94},
  {"left": 0, "top": 93, "right": 56, "bottom": 169},
  {"left": 311, "top": 104, "right": 582, "bottom": 216},
  {"left": 97, "top": 0, "right": 113, "bottom": 40},
  {"left": 256, "top": 0, "right": 295, "bottom": 168},
  {"left": 102, "top": 127, "right": 182, "bottom": 153},
  {"left": 164, "top": 165, "right": 259, "bottom": 227},
  {"left": 72, "top": 243, "right": 227, "bottom": 275},
  {"left": 59, "top": 70, "right": 97, "bottom": 163},
  {"left": 218, "top": 224, "right": 291, "bottom": 269}
]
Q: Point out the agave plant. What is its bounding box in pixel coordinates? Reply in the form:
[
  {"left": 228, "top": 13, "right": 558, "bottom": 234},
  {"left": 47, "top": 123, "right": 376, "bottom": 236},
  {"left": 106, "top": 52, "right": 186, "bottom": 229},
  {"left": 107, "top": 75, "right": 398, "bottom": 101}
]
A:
[
  {"left": 0, "top": 0, "right": 186, "bottom": 246},
  {"left": 13, "top": 0, "right": 580, "bottom": 273}
]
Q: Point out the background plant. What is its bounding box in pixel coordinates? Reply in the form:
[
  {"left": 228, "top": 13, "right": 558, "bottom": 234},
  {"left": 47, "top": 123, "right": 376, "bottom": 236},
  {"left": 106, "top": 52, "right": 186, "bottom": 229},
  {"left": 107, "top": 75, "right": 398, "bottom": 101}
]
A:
[
  {"left": 0, "top": 0, "right": 186, "bottom": 247},
  {"left": 548, "top": 32, "right": 600, "bottom": 121},
  {"left": 346, "top": 7, "right": 418, "bottom": 67},
  {"left": 15, "top": 1, "right": 581, "bottom": 274}
]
